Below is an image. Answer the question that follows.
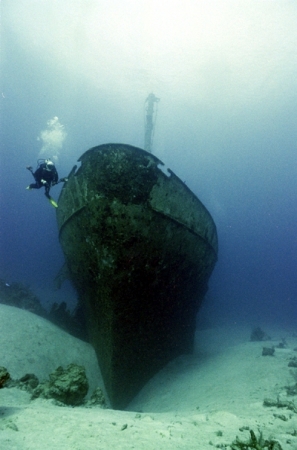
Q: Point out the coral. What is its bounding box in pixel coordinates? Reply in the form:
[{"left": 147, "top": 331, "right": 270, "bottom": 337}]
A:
[
  {"left": 231, "top": 429, "right": 283, "bottom": 449},
  {"left": 262, "top": 347, "right": 275, "bottom": 356},
  {"left": 275, "top": 338, "right": 287, "bottom": 349},
  {"left": 86, "top": 387, "right": 106, "bottom": 408},
  {"left": 0, "top": 278, "right": 88, "bottom": 341},
  {"left": 0, "top": 366, "right": 10, "bottom": 388},
  {"left": 0, "top": 279, "right": 46, "bottom": 317},
  {"left": 288, "top": 356, "right": 297, "bottom": 368},
  {"left": 32, "top": 363, "right": 89, "bottom": 406},
  {"left": 250, "top": 327, "right": 271, "bottom": 342},
  {"left": 263, "top": 396, "right": 297, "bottom": 413}
]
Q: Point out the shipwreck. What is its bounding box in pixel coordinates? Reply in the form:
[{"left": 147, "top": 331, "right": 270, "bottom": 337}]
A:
[{"left": 56, "top": 143, "right": 218, "bottom": 409}]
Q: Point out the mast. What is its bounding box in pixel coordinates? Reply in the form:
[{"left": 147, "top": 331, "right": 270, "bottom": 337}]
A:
[{"left": 144, "top": 93, "right": 160, "bottom": 153}]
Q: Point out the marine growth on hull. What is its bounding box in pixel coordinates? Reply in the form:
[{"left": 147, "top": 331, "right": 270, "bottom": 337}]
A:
[{"left": 56, "top": 143, "right": 218, "bottom": 409}]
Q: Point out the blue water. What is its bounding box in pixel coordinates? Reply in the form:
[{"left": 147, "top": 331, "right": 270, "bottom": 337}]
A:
[{"left": 1, "top": 1, "right": 296, "bottom": 325}]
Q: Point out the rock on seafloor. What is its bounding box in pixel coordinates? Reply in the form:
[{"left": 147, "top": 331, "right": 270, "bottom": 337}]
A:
[{"left": 56, "top": 143, "right": 218, "bottom": 409}]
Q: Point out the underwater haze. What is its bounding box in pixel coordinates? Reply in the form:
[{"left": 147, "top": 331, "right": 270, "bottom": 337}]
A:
[{"left": 1, "top": 0, "right": 297, "bottom": 325}]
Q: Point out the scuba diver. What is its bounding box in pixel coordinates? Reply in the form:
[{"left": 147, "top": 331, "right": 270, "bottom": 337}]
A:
[{"left": 26, "top": 159, "right": 68, "bottom": 208}]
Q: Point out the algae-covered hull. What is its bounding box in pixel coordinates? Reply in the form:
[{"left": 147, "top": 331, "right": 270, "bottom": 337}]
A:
[{"left": 56, "top": 143, "right": 218, "bottom": 409}]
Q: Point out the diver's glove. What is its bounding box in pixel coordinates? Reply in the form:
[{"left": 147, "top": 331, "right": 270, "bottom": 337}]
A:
[
  {"left": 59, "top": 177, "right": 68, "bottom": 183},
  {"left": 26, "top": 166, "right": 33, "bottom": 172}
]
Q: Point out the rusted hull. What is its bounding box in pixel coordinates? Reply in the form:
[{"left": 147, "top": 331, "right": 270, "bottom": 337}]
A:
[{"left": 56, "top": 144, "right": 218, "bottom": 409}]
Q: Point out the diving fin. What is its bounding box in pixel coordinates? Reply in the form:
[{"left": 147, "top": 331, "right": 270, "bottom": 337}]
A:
[{"left": 48, "top": 197, "right": 58, "bottom": 208}]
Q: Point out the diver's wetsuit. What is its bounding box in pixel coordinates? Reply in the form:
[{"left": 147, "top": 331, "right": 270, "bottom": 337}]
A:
[{"left": 28, "top": 163, "right": 59, "bottom": 199}]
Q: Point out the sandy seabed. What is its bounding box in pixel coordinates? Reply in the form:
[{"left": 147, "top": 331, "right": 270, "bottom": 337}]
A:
[{"left": 0, "top": 303, "right": 297, "bottom": 449}]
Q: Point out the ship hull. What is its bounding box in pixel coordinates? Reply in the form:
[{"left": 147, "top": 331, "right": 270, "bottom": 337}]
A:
[{"left": 56, "top": 144, "right": 218, "bottom": 409}]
